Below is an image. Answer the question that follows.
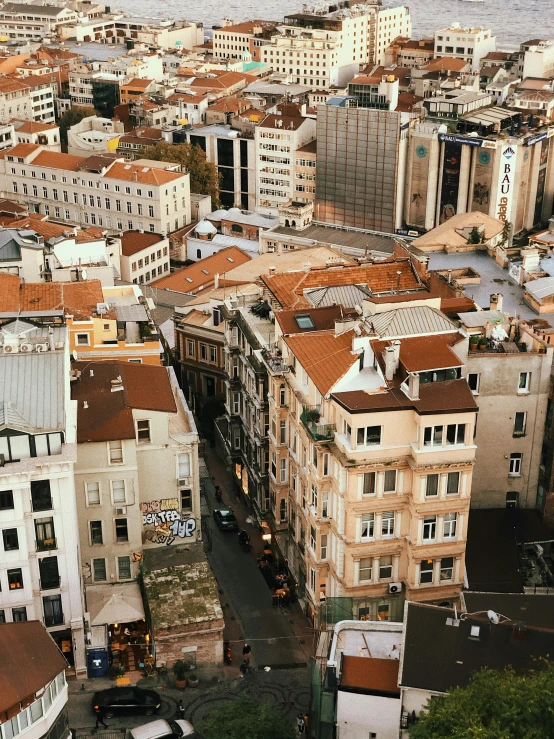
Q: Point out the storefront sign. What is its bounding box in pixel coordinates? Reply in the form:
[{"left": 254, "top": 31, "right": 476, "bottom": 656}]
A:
[
  {"left": 495, "top": 145, "right": 517, "bottom": 223},
  {"left": 438, "top": 133, "right": 483, "bottom": 147}
]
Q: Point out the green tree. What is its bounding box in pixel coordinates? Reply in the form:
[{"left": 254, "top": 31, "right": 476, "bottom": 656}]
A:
[
  {"left": 58, "top": 106, "right": 97, "bottom": 145},
  {"left": 467, "top": 226, "right": 483, "bottom": 245},
  {"left": 410, "top": 661, "right": 554, "bottom": 739},
  {"left": 140, "top": 141, "right": 220, "bottom": 206},
  {"left": 199, "top": 695, "right": 295, "bottom": 739},
  {"left": 500, "top": 219, "right": 512, "bottom": 248}
]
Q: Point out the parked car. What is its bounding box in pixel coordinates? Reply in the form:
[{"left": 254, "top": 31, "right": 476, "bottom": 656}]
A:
[
  {"left": 92, "top": 687, "right": 161, "bottom": 718},
  {"left": 128, "top": 719, "right": 195, "bottom": 739},
  {"left": 213, "top": 507, "right": 238, "bottom": 531}
]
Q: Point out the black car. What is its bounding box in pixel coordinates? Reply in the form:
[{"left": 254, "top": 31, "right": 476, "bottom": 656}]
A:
[
  {"left": 213, "top": 507, "right": 239, "bottom": 531},
  {"left": 92, "top": 687, "right": 161, "bottom": 718}
]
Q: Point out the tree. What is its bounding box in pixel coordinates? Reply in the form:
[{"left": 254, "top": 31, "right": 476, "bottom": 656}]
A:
[
  {"left": 467, "top": 226, "right": 484, "bottom": 245},
  {"left": 409, "top": 661, "right": 554, "bottom": 739},
  {"left": 199, "top": 695, "right": 295, "bottom": 739},
  {"left": 140, "top": 141, "right": 220, "bottom": 206},
  {"left": 500, "top": 219, "right": 512, "bottom": 248},
  {"left": 58, "top": 106, "right": 97, "bottom": 145}
]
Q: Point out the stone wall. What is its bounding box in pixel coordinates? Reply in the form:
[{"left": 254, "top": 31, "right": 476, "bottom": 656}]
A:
[{"left": 153, "top": 618, "right": 225, "bottom": 666}]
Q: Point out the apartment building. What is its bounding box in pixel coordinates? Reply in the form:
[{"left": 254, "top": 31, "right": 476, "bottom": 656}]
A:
[
  {"left": 294, "top": 140, "right": 317, "bottom": 204},
  {"left": 70, "top": 16, "right": 204, "bottom": 51},
  {"left": 261, "top": 304, "right": 478, "bottom": 623},
  {"left": 0, "top": 77, "right": 51, "bottom": 124},
  {"left": 0, "top": 3, "right": 80, "bottom": 42},
  {"left": 0, "top": 145, "right": 192, "bottom": 236},
  {"left": 0, "top": 322, "right": 86, "bottom": 674},
  {"left": 255, "top": 104, "right": 316, "bottom": 212},
  {"left": 0, "top": 622, "right": 71, "bottom": 739},
  {"left": 116, "top": 231, "right": 170, "bottom": 285},
  {"left": 72, "top": 361, "right": 200, "bottom": 642},
  {"left": 67, "top": 116, "right": 124, "bottom": 157},
  {"left": 212, "top": 20, "right": 277, "bottom": 60},
  {"left": 260, "top": 4, "right": 411, "bottom": 89},
  {"left": 434, "top": 24, "right": 496, "bottom": 71},
  {"left": 521, "top": 40, "right": 554, "bottom": 79}
]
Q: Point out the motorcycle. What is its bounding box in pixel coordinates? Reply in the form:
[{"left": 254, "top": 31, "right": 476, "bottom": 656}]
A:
[{"left": 238, "top": 530, "right": 252, "bottom": 552}]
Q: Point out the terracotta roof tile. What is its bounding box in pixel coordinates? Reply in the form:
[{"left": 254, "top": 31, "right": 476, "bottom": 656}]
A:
[
  {"left": 0, "top": 276, "right": 105, "bottom": 319},
  {"left": 371, "top": 333, "right": 463, "bottom": 375},
  {"left": 151, "top": 246, "right": 251, "bottom": 293},
  {"left": 120, "top": 230, "right": 164, "bottom": 257},
  {"left": 284, "top": 329, "right": 358, "bottom": 395},
  {"left": 12, "top": 119, "right": 58, "bottom": 133},
  {"left": 0, "top": 273, "right": 21, "bottom": 311},
  {"left": 262, "top": 260, "right": 421, "bottom": 309},
  {"left": 32, "top": 150, "right": 85, "bottom": 171},
  {"left": 276, "top": 305, "right": 357, "bottom": 334},
  {"left": 0, "top": 142, "right": 41, "bottom": 160},
  {"left": 104, "top": 161, "right": 184, "bottom": 185}
]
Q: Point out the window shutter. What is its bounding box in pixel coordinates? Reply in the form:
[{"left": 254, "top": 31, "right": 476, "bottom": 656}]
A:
[
  {"left": 357, "top": 473, "right": 364, "bottom": 499},
  {"left": 355, "top": 515, "right": 361, "bottom": 542}
]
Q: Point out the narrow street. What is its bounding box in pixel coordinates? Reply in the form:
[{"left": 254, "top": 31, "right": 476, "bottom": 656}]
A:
[{"left": 201, "top": 441, "right": 314, "bottom": 669}]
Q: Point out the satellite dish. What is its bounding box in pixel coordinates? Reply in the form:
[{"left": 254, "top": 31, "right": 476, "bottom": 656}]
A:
[
  {"left": 487, "top": 610, "right": 500, "bottom": 625},
  {"left": 81, "top": 268, "right": 88, "bottom": 280}
]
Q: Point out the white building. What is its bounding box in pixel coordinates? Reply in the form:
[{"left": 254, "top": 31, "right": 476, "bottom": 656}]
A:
[
  {"left": 115, "top": 230, "right": 170, "bottom": 285},
  {"left": 0, "top": 77, "right": 56, "bottom": 125},
  {"left": 0, "top": 3, "right": 80, "bottom": 42},
  {"left": 69, "top": 16, "right": 204, "bottom": 51},
  {"left": 12, "top": 120, "right": 60, "bottom": 150},
  {"left": 523, "top": 40, "right": 554, "bottom": 80},
  {"left": 67, "top": 116, "right": 124, "bottom": 157},
  {"left": 0, "top": 322, "right": 86, "bottom": 675},
  {"left": 0, "top": 621, "right": 71, "bottom": 739},
  {"left": 0, "top": 145, "right": 191, "bottom": 236},
  {"left": 434, "top": 24, "right": 496, "bottom": 71},
  {"left": 255, "top": 104, "right": 316, "bottom": 213}
]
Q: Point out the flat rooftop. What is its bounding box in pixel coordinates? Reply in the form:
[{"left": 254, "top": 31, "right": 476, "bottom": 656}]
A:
[
  {"left": 428, "top": 251, "right": 554, "bottom": 321},
  {"left": 271, "top": 221, "right": 397, "bottom": 256}
]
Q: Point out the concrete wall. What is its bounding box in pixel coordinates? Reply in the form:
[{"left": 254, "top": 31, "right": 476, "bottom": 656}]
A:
[{"left": 337, "top": 690, "right": 401, "bottom": 739}]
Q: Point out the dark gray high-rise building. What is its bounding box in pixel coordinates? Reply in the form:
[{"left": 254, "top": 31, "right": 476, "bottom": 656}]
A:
[{"left": 315, "top": 101, "right": 411, "bottom": 233}]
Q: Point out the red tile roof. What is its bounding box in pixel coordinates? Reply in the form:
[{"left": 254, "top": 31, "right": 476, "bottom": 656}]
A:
[
  {"left": 0, "top": 275, "right": 105, "bottom": 319},
  {"left": 32, "top": 150, "right": 84, "bottom": 171},
  {"left": 284, "top": 329, "right": 358, "bottom": 395},
  {"left": 371, "top": 333, "right": 464, "bottom": 375},
  {"left": 151, "top": 246, "right": 251, "bottom": 293},
  {"left": 120, "top": 230, "right": 164, "bottom": 257},
  {"left": 0, "top": 142, "right": 40, "bottom": 159},
  {"left": 104, "top": 161, "right": 184, "bottom": 185}
]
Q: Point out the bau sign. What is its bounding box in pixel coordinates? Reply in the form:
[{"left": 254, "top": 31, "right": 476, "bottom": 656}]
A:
[{"left": 496, "top": 145, "right": 516, "bottom": 222}]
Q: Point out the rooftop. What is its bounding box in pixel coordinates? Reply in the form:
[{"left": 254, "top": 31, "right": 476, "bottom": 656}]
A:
[
  {"left": 368, "top": 305, "right": 457, "bottom": 339},
  {"left": 0, "top": 621, "right": 67, "bottom": 714},
  {"left": 412, "top": 212, "right": 504, "bottom": 250},
  {"left": 142, "top": 543, "right": 223, "bottom": 628},
  {"left": 276, "top": 305, "right": 357, "bottom": 335},
  {"left": 270, "top": 222, "right": 397, "bottom": 256},
  {"left": 285, "top": 328, "right": 359, "bottom": 395},
  {"left": 119, "top": 230, "right": 165, "bottom": 257},
  {"left": 71, "top": 361, "right": 178, "bottom": 443},
  {"left": 463, "top": 592, "right": 554, "bottom": 630},
  {"left": 340, "top": 655, "right": 400, "bottom": 697},
  {"left": 207, "top": 207, "right": 279, "bottom": 229},
  {"left": 151, "top": 246, "right": 251, "bottom": 293},
  {"left": 372, "top": 333, "right": 464, "bottom": 374},
  {"left": 0, "top": 275, "right": 105, "bottom": 320}
]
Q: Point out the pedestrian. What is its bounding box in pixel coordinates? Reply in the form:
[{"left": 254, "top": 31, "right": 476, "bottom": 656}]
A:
[
  {"left": 239, "top": 660, "right": 249, "bottom": 679},
  {"left": 177, "top": 700, "right": 185, "bottom": 720},
  {"left": 296, "top": 713, "right": 305, "bottom": 735},
  {"left": 94, "top": 711, "right": 108, "bottom": 730},
  {"left": 242, "top": 642, "right": 252, "bottom": 662}
]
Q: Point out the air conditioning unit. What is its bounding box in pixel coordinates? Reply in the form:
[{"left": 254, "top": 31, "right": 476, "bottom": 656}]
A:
[
  {"left": 115, "top": 506, "right": 127, "bottom": 515},
  {"left": 20, "top": 342, "right": 33, "bottom": 352},
  {"left": 4, "top": 344, "right": 17, "bottom": 353},
  {"left": 178, "top": 478, "right": 189, "bottom": 487},
  {"left": 36, "top": 343, "right": 49, "bottom": 352},
  {"left": 388, "top": 582, "right": 403, "bottom": 595}
]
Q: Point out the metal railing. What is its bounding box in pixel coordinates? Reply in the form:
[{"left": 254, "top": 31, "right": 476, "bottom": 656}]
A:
[{"left": 36, "top": 537, "right": 57, "bottom": 552}]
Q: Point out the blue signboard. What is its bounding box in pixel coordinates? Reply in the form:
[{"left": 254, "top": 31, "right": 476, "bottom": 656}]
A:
[{"left": 438, "top": 133, "right": 483, "bottom": 147}]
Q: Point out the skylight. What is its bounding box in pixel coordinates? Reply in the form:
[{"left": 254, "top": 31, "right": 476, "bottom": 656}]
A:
[
  {"left": 201, "top": 269, "right": 209, "bottom": 274},
  {"left": 295, "top": 314, "right": 315, "bottom": 330}
]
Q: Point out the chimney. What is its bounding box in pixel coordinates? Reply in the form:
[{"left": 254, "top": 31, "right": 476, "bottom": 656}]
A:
[
  {"left": 490, "top": 293, "right": 503, "bottom": 312},
  {"left": 48, "top": 326, "right": 55, "bottom": 351},
  {"left": 384, "top": 346, "right": 397, "bottom": 381},
  {"left": 133, "top": 170, "right": 138, "bottom": 182},
  {"left": 268, "top": 266, "right": 276, "bottom": 276},
  {"left": 83, "top": 400, "right": 89, "bottom": 409},
  {"left": 392, "top": 339, "right": 401, "bottom": 363},
  {"left": 335, "top": 318, "right": 357, "bottom": 336},
  {"left": 406, "top": 373, "right": 420, "bottom": 401},
  {"left": 214, "top": 272, "right": 219, "bottom": 289}
]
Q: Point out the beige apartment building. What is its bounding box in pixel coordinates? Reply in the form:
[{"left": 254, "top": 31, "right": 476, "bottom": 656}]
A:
[
  {"left": 262, "top": 304, "right": 478, "bottom": 623},
  {"left": 72, "top": 361, "right": 200, "bottom": 646},
  {"left": 294, "top": 140, "right": 317, "bottom": 204}
]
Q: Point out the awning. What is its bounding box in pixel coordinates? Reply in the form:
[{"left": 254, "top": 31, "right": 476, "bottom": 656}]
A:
[{"left": 87, "top": 583, "right": 145, "bottom": 626}]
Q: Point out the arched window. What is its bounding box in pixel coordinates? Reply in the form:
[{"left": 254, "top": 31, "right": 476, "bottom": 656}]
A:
[
  {"left": 231, "top": 224, "right": 243, "bottom": 234},
  {"left": 196, "top": 249, "right": 202, "bottom": 259},
  {"left": 291, "top": 220, "right": 296, "bottom": 228},
  {"left": 285, "top": 219, "right": 290, "bottom": 227}
]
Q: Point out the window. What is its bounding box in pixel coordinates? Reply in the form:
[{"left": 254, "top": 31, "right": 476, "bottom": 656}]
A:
[
  {"left": 279, "top": 420, "right": 286, "bottom": 444},
  {"left": 271, "top": 452, "right": 277, "bottom": 479},
  {"left": 361, "top": 513, "right": 374, "bottom": 540},
  {"left": 280, "top": 499, "right": 287, "bottom": 522},
  {"left": 115, "top": 518, "right": 128, "bottom": 542},
  {"left": 2, "top": 528, "right": 18, "bottom": 551},
  {"left": 178, "top": 454, "right": 190, "bottom": 478},
  {"left": 379, "top": 555, "right": 393, "bottom": 579},
  {"left": 90, "top": 520, "right": 103, "bottom": 545},
  {"left": 31, "top": 480, "right": 52, "bottom": 511},
  {"left": 362, "top": 472, "right": 376, "bottom": 496},
  {"left": 420, "top": 559, "right": 433, "bottom": 584},
  {"left": 76, "top": 333, "right": 89, "bottom": 346},
  {"left": 112, "top": 480, "right": 125, "bottom": 504},
  {"left": 0, "top": 611, "right": 4, "bottom": 623},
  {"left": 93, "top": 558, "right": 106, "bottom": 581},
  {"left": 322, "top": 491, "right": 329, "bottom": 517},
  {"left": 424, "top": 426, "right": 443, "bottom": 447},
  {"left": 440, "top": 557, "right": 454, "bottom": 581},
  {"left": 35, "top": 517, "right": 55, "bottom": 551},
  {"left": 447, "top": 471, "right": 460, "bottom": 495},
  {"left": 443, "top": 512, "right": 457, "bottom": 538},
  {"left": 359, "top": 557, "right": 372, "bottom": 582},
  {"left": 280, "top": 458, "right": 287, "bottom": 483},
  {"left": 518, "top": 372, "right": 530, "bottom": 392},
  {"left": 117, "top": 556, "right": 132, "bottom": 580},
  {"left": 382, "top": 510, "right": 395, "bottom": 537},
  {"left": 210, "top": 346, "right": 217, "bottom": 363},
  {"left": 320, "top": 534, "right": 328, "bottom": 559},
  {"left": 0, "top": 490, "right": 14, "bottom": 510},
  {"left": 446, "top": 424, "right": 465, "bottom": 445},
  {"left": 467, "top": 373, "right": 480, "bottom": 394},
  {"left": 85, "top": 481, "right": 100, "bottom": 505},
  {"left": 514, "top": 412, "right": 526, "bottom": 436},
  {"left": 506, "top": 491, "right": 519, "bottom": 509},
  {"left": 43, "top": 594, "right": 63, "bottom": 626},
  {"left": 357, "top": 425, "right": 381, "bottom": 446},
  {"left": 309, "top": 567, "right": 316, "bottom": 593},
  {"left": 12, "top": 606, "right": 27, "bottom": 622},
  {"left": 279, "top": 387, "right": 286, "bottom": 406},
  {"left": 200, "top": 344, "right": 207, "bottom": 360},
  {"left": 509, "top": 453, "right": 522, "bottom": 476},
  {"left": 8, "top": 568, "right": 23, "bottom": 590},
  {"left": 180, "top": 488, "right": 192, "bottom": 511},
  {"left": 425, "top": 474, "right": 439, "bottom": 497},
  {"left": 109, "top": 439, "right": 123, "bottom": 463},
  {"left": 423, "top": 515, "right": 436, "bottom": 541},
  {"left": 384, "top": 469, "right": 397, "bottom": 493},
  {"left": 137, "top": 420, "right": 151, "bottom": 443},
  {"left": 187, "top": 340, "right": 194, "bottom": 357},
  {"left": 311, "top": 484, "right": 318, "bottom": 509}
]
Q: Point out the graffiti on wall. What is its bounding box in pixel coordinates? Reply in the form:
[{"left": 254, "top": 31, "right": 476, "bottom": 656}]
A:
[{"left": 141, "top": 498, "right": 196, "bottom": 546}]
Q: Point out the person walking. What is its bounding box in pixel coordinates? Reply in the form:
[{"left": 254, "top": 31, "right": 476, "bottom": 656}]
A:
[
  {"left": 239, "top": 660, "right": 249, "bottom": 679},
  {"left": 296, "top": 714, "right": 305, "bottom": 735},
  {"left": 177, "top": 700, "right": 185, "bottom": 720},
  {"left": 242, "top": 642, "right": 252, "bottom": 663},
  {"left": 94, "top": 711, "right": 108, "bottom": 730}
]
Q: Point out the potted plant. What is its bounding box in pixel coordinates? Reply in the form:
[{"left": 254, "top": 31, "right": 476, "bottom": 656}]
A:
[
  {"left": 469, "top": 335, "right": 479, "bottom": 349},
  {"left": 478, "top": 338, "right": 488, "bottom": 351},
  {"left": 300, "top": 408, "right": 321, "bottom": 425},
  {"left": 187, "top": 670, "right": 199, "bottom": 688},
  {"left": 173, "top": 660, "right": 189, "bottom": 689}
]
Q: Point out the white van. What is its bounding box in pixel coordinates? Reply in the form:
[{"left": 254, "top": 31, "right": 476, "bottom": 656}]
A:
[{"left": 128, "top": 719, "right": 195, "bottom": 739}]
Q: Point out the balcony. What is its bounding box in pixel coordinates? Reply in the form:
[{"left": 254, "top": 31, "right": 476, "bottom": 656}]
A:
[
  {"left": 262, "top": 349, "right": 289, "bottom": 374},
  {"left": 36, "top": 537, "right": 57, "bottom": 552},
  {"left": 300, "top": 407, "right": 336, "bottom": 442},
  {"left": 40, "top": 577, "right": 61, "bottom": 591},
  {"left": 44, "top": 613, "right": 64, "bottom": 627}
]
